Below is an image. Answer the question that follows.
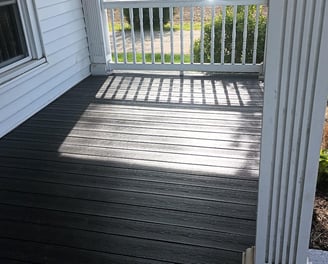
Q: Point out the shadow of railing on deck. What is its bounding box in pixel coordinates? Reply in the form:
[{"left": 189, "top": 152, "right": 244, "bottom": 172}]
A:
[{"left": 92, "top": 73, "right": 263, "bottom": 109}]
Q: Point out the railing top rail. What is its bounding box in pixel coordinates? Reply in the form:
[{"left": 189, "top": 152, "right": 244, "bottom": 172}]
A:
[{"left": 103, "top": 0, "right": 268, "bottom": 9}]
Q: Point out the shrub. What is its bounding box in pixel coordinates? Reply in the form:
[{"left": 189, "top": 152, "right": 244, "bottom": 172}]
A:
[
  {"left": 194, "top": 6, "right": 267, "bottom": 64},
  {"left": 318, "top": 149, "right": 328, "bottom": 192},
  {"left": 123, "top": 8, "right": 170, "bottom": 30}
]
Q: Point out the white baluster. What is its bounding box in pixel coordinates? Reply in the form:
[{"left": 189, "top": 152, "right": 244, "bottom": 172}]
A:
[
  {"left": 231, "top": 5, "right": 237, "bottom": 64},
  {"left": 170, "top": 6, "right": 174, "bottom": 64},
  {"left": 180, "top": 7, "right": 184, "bottom": 64},
  {"left": 139, "top": 8, "right": 145, "bottom": 64},
  {"left": 159, "top": 7, "right": 164, "bottom": 64},
  {"left": 242, "top": 6, "right": 249, "bottom": 64},
  {"left": 149, "top": 8, "right": 155, "bottom": 64},
  {"left": 253, "top": 5, "right": 260, "bottom": 65},
  {"left": 200, "top": 6, "right": 204, "bottom": 64},
  {"left": 210, "top": 5, "right": 215, "bottom": 64},
  {"left": 110, "top": 9, "right": 118, "bottom": 63},
  {"left": 129, "top": 8, "right": 136, "bottom": 63},
  {"left": 221, "top": 6, "right": 226, "bottom": 64},
  {"left": 190, "top": 6, "right": 194, "bottom": 64},
  {"left": 120, "top": 8, "right": 127, "bottom": 63}
]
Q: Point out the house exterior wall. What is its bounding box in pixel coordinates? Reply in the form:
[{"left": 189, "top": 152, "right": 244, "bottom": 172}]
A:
[{"left": 0, "top": 0, "right": 91, "bottom": 138}]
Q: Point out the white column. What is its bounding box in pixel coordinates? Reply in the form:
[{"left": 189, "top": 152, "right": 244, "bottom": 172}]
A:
[
  {"left": 256, "top": 0, "right": 328, "bottom": 263},
  {"left": 81, "top": 0, "right": 111, "bottom": 75}
]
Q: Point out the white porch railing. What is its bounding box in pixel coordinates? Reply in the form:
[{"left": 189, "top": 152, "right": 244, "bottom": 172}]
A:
[{"left": 102, "top": 0, "right": 267, "bottom": 73}]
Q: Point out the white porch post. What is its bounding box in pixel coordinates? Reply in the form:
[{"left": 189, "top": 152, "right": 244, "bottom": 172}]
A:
[
  {"left": 256, "top": 0, "right": 328, "bottom": 263},
  {"left": 81, "top": 0, "right": 112, "bottom": 75}
]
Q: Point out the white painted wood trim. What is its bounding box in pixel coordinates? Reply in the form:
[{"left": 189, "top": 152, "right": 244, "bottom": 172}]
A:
[
  {"left": 296, "top": 1, "right": 328, "bottom": 262},
  {"left": 256, "top": 0, "right": 328, "bottom": 263},
  {"left": 0, "top": 0, "right": 44, "bottom": 77},
  {"left": 108, "top": 63, "right": 262, "bottom": 72},
  {"left": 104, "top": 0, "right": 265, "bottom": 73},
  {"left": 103, "top": 0, "right": 268, "bottom": 8},
  {"left": 81, "top": 0, "right": 111, "bottom": 75},
  {"left": 0, "top": 59, "right": 46, "bottom": 85}
]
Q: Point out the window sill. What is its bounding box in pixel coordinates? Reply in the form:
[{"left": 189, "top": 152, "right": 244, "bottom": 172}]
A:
[{"left": 0, "top": 58, "right": 47, "bottom": 85}]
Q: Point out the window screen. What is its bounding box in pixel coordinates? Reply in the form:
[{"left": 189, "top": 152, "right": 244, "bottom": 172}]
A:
[{"left": 0, "top": 1, "right": 28, "bottom": 68}]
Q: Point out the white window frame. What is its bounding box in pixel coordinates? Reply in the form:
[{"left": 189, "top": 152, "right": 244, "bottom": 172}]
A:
[{"left": 0, "top": 0, "right": 45, "bottom": 83}]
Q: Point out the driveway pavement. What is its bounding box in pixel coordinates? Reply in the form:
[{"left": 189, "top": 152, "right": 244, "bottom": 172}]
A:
[{"left": 110, "top": 30, "right": 201, "bottom": 54}]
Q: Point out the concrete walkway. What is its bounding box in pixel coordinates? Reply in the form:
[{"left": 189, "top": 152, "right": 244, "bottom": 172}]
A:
[
  {"left": 309, "top": 249, "right": 328, "bottom": 264},
  {"left": 110, "top": 30, "right": 201, "bottom": 54}
]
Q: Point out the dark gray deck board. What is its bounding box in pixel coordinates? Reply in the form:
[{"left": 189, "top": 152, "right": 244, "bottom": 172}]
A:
[
  {"left": 0, "top": 157, "right": 258, "bottom": 190},
  {"left": 0, "top": 191, "right": 256, "bottom": 236},
  {"left": 0, "top": 220, "right": 241, "bottom": 264},
  {"left": 0, "top": 238, "right": 174, "bottom": 264},
  {"left": 0, "top": 167, "right": 257, "bottom": 205},
  {"left": 0, "top": 204, "right": 254, "bottom": 252},
  {"left": 0, "top": 74, "right": 262, "bottom": 263},
  {"left": 0, "top": 177, "right": 256, "bottom": 219},
  {"left": 6, "top": 126, "right": 261, "bottom": 152}
]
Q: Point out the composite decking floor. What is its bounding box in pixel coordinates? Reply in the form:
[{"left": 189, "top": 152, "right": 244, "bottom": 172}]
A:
[{"left": 0, "top": 73, "right": 263, "bottom": 264}]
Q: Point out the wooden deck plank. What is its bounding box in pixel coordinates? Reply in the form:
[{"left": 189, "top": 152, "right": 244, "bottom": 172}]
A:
[
  {"left": 0, "top": 238, "right": 173, "bottom": 264},
  {"left": 0, "top": 157, "right": 259, "bottom": 190},
  {"left": 33, "top": 111, "right": 263, "bottom": 130},
  {"left": 0, "top": 204, "right": 254, "bottom": 252},
  {"left": 2, "top": 134, "right": 260, "bottom": 159},
  {"left": 41, "top": 105, "right": 263, "bottom": 123},
  {"left": 0, "top": 167, "right": 257, "bottom": 205},
  {"left": 12, "top": 121, "right": 262, "bottom": 143},
  {"left": 24, "top": 117, "right": 262, "bottom": 136},
  {"left": 0, "top": 141, "right": 260, "bottom": 170},
  {"left": 0, "top": 191, "right": 256, "bottom": 235},
  {"left": 0, "top": 220, "right": 241, "bottom": 264},
  {"left": 0, "top": 259, "right": 34, "bottom": 264},
  {"left": 31, "top": 108, "right": 263, "bottom": 128},
  {"left": 72, "top": 75, "right": 264, "bottom": 108},
  {"left": 7, "top": 127, "right": 261, "bottom": 152},
  {"left": 0, "top": 177, "right": 257, "bottom": 219},
  {"left": 52, "top": 94, "right": 264, "bottom": 106},
  {"left": 0, "top": 74, "right": 262, "bottom": 263},
  {"left": 35, "top": 111, "right": 262, "bottom": 131},
  {"left": 0, "top": 147, "right": 259, "bottom": 177}
]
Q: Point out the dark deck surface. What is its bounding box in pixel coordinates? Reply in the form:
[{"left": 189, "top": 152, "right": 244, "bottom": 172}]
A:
[{"left": 0, "top": 73, "right": 263, "bottom": 264}]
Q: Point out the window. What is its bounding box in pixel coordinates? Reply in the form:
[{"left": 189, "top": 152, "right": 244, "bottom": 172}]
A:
[
  {"left": 0, "top": 0, "right": 45, "bottom": 83},
  {"left": 0, "top": 1, "right": 28, "bottom": 68}
]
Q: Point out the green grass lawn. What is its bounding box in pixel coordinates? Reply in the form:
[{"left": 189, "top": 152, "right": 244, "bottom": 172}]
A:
[
  {"left": 109, "top": 22, "right": 201, "bottom": 32},
  {"left": 113, "top": 53, "right": 191, "bottom": 63}
]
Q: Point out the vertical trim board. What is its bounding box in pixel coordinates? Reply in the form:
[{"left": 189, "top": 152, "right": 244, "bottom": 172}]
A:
[{"left": 256, "top": 0, "right": 328, "bottom": 263}]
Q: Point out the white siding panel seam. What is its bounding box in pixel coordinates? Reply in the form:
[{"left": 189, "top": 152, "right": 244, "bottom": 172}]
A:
[
  {"left": 45, "top": 28, "right": 87, "bottom": 55},
  {"left": 37, "top": 0, "right": 70, "bottom": 9},
  {"left": 0, "top": 40, "right": 88, "bottom": 95},
  {"left": 0, "top": 48, "right": 90, "bottom": 114},
  {"left": 0, "top": 67, "right": 90, "bottom": 137},
  {"left": 43, "top": 18, "right": 86, "bottom": 44},
  {"left": 38, "top": 0, "right": 82, "bottom": 21},
  {"left": 47, "top": 40, "right": 89, "bottom": 64},
  {"left": 1, "top": 57, "right": 90, "bottom": 123},
  {"left": 41, "top": 9, "right": 84, "bottom": 33}
]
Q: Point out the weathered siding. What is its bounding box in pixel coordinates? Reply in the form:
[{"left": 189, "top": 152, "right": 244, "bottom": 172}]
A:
[{"left": 0, "top": 0, "right": 90, "bottom": 138}]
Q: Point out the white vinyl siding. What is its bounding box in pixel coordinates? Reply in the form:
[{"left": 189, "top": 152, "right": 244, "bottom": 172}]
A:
[{"left": 0, "top": 0, "right": 90, "bottom": 138}]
